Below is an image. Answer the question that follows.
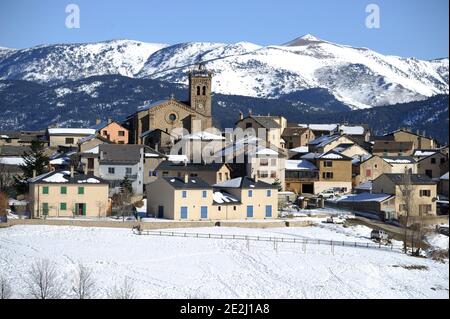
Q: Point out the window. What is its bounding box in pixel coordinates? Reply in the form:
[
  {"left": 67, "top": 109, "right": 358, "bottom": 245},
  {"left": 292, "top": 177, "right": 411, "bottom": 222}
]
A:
[
  {"left": 42, "top": 186, "right": 49, "bottom": 194},
  {"left": 108, "top": 167, "right": 115, "bottom": 174},
  {"left": 431, "top": 158, "right": 436, "bottom": 164},
  {"left": 60, "top": 203, "right": 67, "bottom": 210},
  {"left": 270, "top": 158, "right": 277, "bottom": 166},
  {"left": 260, "top": 158, "right": 269, "bottom": 166},
  {"left": 202, "top": 86, "right": 206, "bottom": 96},
  {"left": 102, "top": 130, "right": 108, "bottom": 136},
  {"left": 259, "top": 171, "right": 269, "bottom": 178},
  {"left": 126, "top": 167, "right": 132, "bottom": 175},
  {"left": 218, "top": 172, "right": 223, "bottom": 181},
  {"left": 118, "top": 131, "right": 125, "bottom": 136},
  {"left": 218, "top": 206, "right": 221, "bottom": 211},
  {"left": 419, "top": 204, "right": 432, "bottom": 214},
  {"left": 196, "top": 86, "right": 201, "bottom": 95},
  {"left": 248, "top": 190, "right": 253, "bottom": 197},
  {"left": 78, "top": 187, "right": 84, "bottom": 195},
  {"left": 225, "top": 173, "right": 229, "bottom": 180},
  {"left": 168, "top": 113, "right": 177, "bottom": 122},
  {"left": 420, "top": 189, "right": 431, "bottom": 197},
  {"left": 441, "top": 158, "right": 446, "bottom": 164},
  {"left": 65, "top": 137, "right": 74, "bottom": 144},
  {"left": 365, "top": 169, "right": 372, "bottom": 177},
  {"left": 374, "top": 164, "right": 378, "bottom": 169},
  {"left": 182, "top": 191, "right": 187, "bottom": 198},
  {"left": 202, "top": 191, "right": 207, "bottom": 198},
  {"left": 60, "top": 186, "right": 67, "bottom": 194},
  {"left": 270, "top": 171, "right": 277, "bottom": 178},
  {"left": 162, "top": 171, "right": 169, "bottom": 177},
  {"left": 324, "top": 160, "right": 333, "bottom": 167},
  {"left": 190, "top": 173, "right": 198, "bottom": 177},
  {"left": 267, "top": 190, "right": 272, "bottom": 197},
  {"left": 233, "top": 206, "right": 236, "bottom": 211},
  {"left": 322, "top": 172, "right": 334, "bottom": 179},
  {"left": 118, "top": 141, "right": 124, "bottom": 144},
  {"left": 246, "top": 123, "right": 252, "bottom": 129},
  {"left": 42, "top": 203, "right": 49, "bottom": 215}
]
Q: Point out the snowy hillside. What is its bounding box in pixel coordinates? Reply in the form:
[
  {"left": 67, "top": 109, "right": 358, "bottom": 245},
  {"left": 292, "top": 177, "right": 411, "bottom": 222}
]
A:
[
  {"left": 0, "top": 40, "right": 167, "bottom": 84},
  {"left": 0, "top": 35, "right": 447, "bottom": 109}
]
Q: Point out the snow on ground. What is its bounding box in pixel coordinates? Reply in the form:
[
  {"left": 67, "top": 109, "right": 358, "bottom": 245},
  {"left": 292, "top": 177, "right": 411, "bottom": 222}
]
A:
[{"left": 0, "top": 224, "right": 448, "bottom": 299}]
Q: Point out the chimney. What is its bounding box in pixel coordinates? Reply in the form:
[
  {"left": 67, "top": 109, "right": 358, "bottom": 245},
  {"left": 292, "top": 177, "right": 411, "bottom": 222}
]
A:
[
  {"left": 183, "top": 173, "right": 189, "bottom": 184},
  {"left": 107, "top": 118, "right": 112, "bottom": 124},
  {"left": 249, "top": 109, "right": 252, "bottom": 116},
  {"left": 155, "top": 143, "right": 159, "bottom": 152},
  {"left": 239, "top": 111, "right": 244, "bottom": 121},
  {"left": 96, "top": 119, "right": 101, "bottom": 125},
  {"left": 422, "top": 130, "right": 426, "bottom": 137},
  {"left": 70, "top": 166, "right": 74, "bottom": 178},
  {"left": 32, "top": 170, "right": 36, "bottom": 178}
]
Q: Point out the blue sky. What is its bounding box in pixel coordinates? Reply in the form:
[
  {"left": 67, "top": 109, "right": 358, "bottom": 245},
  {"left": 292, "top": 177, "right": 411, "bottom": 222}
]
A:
[{"left": 0, "top": 0, "right": 448, "bottom": 60}]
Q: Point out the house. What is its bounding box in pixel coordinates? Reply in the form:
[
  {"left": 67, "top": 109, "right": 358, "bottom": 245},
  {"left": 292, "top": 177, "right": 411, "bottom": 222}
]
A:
[
  {"left": 78, "top": 134, "right": 112, "bottom": 153},
  {"left": 307, "top": 134, "right": 364, "bottom": 155},
  {"left": 296, "top": 124, "right": 371, "bottom": 142},
  {"left": 352, "top": 155, "right": 392, "bottom": 188},
  {"left": 293, "top": 150, "right": 353, "bottom": 195},
  {"left": 416, "top": 152, "right": 448, "bottom": 179},
  {"left": 439, "top": 172, "right": 449, "bottom": 197},
  {"left": 284, "top": 159, "right": 319, "bottom": 194},
  {"left": 381, "top": 156, "right": 417, "bottom": 174},
  {"left": 387, "top": 128, "right": 438, "bottom": 149},
  {"left": 155, "top": 161, "right": 232, "bottom": 185},
  {"left": 372, "top": 173, "right": 438, "bottom": 219},
  {"left": 217, "top": 136, "right": 286, "bottom": 189},
  {"left": 47, "top": 128, "right": 96, "bottom": 147},
  {"left": 373, "top": 138, "right": 415, "bottom": 156},
  {"left": 178, "top": 130, "right": 226, "bottom": 162},
  {"left": 124, "top": 64, "right": 213, "bottom": 145},
  {"left": 96, "top": 144, "right": 165, "bottom": 195},
  {"left": 0, "top": 131, "right": 21, "bottom": 146},
  {"left": 235, "top": 113, "right": 287, "bottom": 149},
  {"left": 91, "top": 119, "right": 129, "bottom": 144},
  {"left": 281, "top": 127, "right": 315, "bottom": 149},
  {"left": 335, "top": 193, "right": 396, "bottom": 217},
  {"left": 146, "top": 175, "right": 278, "bottom": 220},
  {"left": 28, "top": 169, "right": 109, "bottom": 218}
]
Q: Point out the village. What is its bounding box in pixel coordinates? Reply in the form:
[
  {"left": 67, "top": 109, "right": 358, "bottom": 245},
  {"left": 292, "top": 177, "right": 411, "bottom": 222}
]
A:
[{"left": 0, "top": 65, "right": 449, "bottom": 300}]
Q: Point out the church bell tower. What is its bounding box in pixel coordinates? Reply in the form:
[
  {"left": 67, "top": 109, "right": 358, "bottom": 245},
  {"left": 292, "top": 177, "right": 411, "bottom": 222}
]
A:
[{"left": 188, "top": 63, "right": 212, "bottom": 118}]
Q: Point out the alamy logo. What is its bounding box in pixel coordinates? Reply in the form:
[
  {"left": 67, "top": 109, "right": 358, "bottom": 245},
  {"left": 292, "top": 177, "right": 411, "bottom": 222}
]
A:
[
  {"left": 365, "top": 4, "right": 381, "bottom": 29},
  {"left": 65, "top": 4, "right": 80, "bottom": 29}
]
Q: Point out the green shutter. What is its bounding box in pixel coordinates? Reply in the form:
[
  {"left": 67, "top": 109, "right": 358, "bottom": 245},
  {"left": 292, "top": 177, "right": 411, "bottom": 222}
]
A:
[
  {"left": 42, "top": 203, "right": 49, "bottom": 215},
  {"left": 43, "top": 186, "right": 49, "bottom": 194},
  {"left": 60, "top": 203, "right": 67, "bottom": 210},
  {"left": 78, "top": 187, "right": 84, "bottom": 195},
  {"left": 61, "top": 186, "right": 67, "bottom": 194},
  {"left": 82, "top": 204, "right": 86, "bottom": 216}
]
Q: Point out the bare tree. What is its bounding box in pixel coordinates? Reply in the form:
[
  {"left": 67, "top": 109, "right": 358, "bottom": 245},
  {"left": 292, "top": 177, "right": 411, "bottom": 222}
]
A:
[
  {"left": 111, "top": 188, "right": 133, "bottom": 221},
  {"left": 25, "top": 259, "right": 62, "bottom": 299},
  {"left": 0, "top": 191, "right": 8, "bottom": 221},
  {"left": 0, "top": 274, "right": 13, "bottom": 299},
  {"left": 399, "top": 168, "right": 414, "bottom": 253},
  {"left": 71, "top": 263, "right": 96, "bottom": 299},
  {"left": 106, "top": 277, "right": 136, "bottom": 299}
]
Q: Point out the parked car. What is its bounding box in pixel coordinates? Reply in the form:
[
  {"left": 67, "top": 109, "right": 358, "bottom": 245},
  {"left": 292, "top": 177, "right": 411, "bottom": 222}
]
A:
[
  {"left": 370, "top": 229, "right": 389, "bottom": 242},
  {"left": 317, "top": 189, "right": 338, "bottom": 199},
  {"left": 326, "top": 216, "right": 345, "bottom": 224}
]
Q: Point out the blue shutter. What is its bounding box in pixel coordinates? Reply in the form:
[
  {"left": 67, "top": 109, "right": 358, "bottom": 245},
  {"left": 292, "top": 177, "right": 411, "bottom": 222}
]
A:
[
  {"left": 248, "top": 190, "right": 253, "bottom": 197},
  {"left": 265, "top": 205, "right": 272, "bottom": 217},
  {"left": 247, "top": 205, "right": 253, "bottom": 218},
  {"left": 180, "top": 206, "right": 188, "bottom": 219},
  {"left": 267, "top": 190, "right": 271, "bottom": 197},
  {"left": 201, "top": 206, "right": 208, "bottom": 219}
]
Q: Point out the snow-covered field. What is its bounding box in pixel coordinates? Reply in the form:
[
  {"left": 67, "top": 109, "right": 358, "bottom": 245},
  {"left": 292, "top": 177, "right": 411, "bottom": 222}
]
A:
[{"left": 0, "top": 223, "right": 448, "bottom": 299}]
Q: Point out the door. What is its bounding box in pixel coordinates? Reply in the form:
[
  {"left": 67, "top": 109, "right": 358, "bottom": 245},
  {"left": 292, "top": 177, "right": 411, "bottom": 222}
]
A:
[
  {"left": 76, "top": 203, "right": 86, "bottom": 216},
  {"left": 246, "top": 205, "right": 253, "bottom": 218},
  {"left": 201, "top": 206, "right": 208, "bottom": 219},
  {"left": 42, "top": 203, "right": 49, "bottom": 216},
  {"left": 180, "top": 206, "right": 188, "bottom": 219},
  {"left": 158, "top": 206, "right": 164, "bottom": 218},
  {"left": 265, "top": 205, "right": 272, "bottom": 218}
]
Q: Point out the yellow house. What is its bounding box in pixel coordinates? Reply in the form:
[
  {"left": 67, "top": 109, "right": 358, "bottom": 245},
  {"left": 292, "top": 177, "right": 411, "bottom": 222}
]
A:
[
  {"left": 29, "top": 170, "right": 110, "bottom": 218},
  {"left": 146, "top": 175, "right": 278, "bottom": 220},
  {"left": 372, "top": 173, "right": 437, "bottom": 218}
]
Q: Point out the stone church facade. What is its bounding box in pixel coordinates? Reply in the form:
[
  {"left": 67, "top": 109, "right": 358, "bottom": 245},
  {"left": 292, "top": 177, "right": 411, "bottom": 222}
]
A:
[{"left": 124, "top": 64, "right": 213, "bottom": 146}]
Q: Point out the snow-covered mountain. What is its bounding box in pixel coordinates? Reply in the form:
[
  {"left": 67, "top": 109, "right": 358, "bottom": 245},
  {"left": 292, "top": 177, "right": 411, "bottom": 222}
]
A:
[
  {"left": 0, "top": 35, "right": 448, "bottom": 109},
  {"left": 0, "top": 40, "right": 167, "bottom": 84}
]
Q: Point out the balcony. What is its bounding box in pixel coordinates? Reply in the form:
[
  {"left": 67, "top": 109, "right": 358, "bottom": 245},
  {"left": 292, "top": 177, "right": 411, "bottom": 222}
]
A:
[{"left": 285, "top": 172, "right": 319, "bottom": 182}]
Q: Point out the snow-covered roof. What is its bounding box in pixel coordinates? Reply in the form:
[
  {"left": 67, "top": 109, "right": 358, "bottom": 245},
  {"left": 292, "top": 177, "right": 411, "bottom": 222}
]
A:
[
  {"left": 0, "top": 157, "right": 25, "bottom": 165},
  {"left": 338, "top": 193, "right": 392, "bottom": 203},
  {"left": 49, "top": 157, "right": 70, "bottom": 165},
  {"left": 213, "top": 177, "right": 242, "bottom": 188},
  {"left": 413, "top": 150, "right": 436, "bottom": 157},
  {"left": 167, "top": 154, "right": 189, "bottom": 163},
  {"left": 298, "top": 124, "right": 365, "bottom": 135},
  {"left": 382, "top": 157, "right": 416, "bottom": 164},
  {"left": 213, "top": 191, "right": 240, "bottom": 205},
  {"left": 351, "top": 154, "right": 372, "bottom": 164},
  {"left": 29, "top": 170, "right": 106, "bottom": 184},
  {"left": 182, "top": 131, "right": 225, "bottom": 141},
  {"left": 285, "top": 160, "right": 317, "bottom": 171},
  {"left": 289, "top": 146, "right": 309, "bottom": 153},
  {"left": 48, "top": 128, "right": 96, "bottom": 135},
  {"left": 441, "top": 172, "right": 449, "bottom": 181},
  {"left": 354, "top": 181, "right": 373, "bottom": 191}
]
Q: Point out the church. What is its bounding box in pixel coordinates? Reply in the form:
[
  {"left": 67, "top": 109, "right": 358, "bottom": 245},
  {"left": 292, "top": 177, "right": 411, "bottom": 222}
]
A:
[{"left": 124, "top": 64, "right": 214, "bottom": 150}]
